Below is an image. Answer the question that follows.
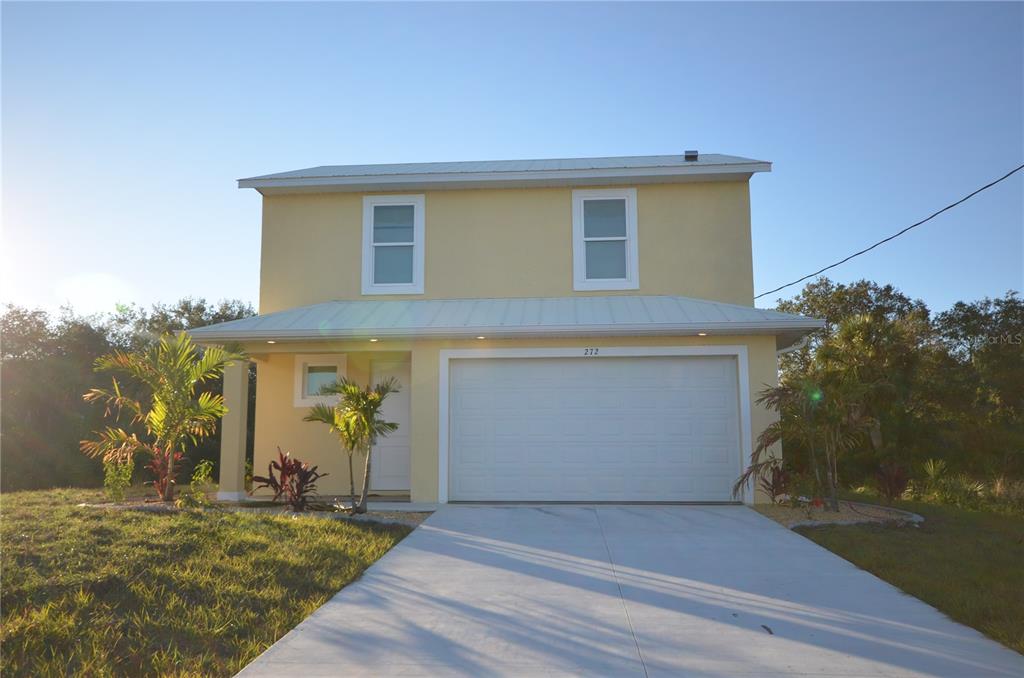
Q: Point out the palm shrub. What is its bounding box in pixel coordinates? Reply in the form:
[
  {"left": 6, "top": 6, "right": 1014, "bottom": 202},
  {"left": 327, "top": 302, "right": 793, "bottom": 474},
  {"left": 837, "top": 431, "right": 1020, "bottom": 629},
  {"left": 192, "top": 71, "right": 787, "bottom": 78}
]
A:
[
  {"left": 80, "top": 333, "right": 242, "bottom": 501},
  {"left": 922, "top": 458, "right": 948, "bottom": 490},
  {"left": 734, "top": 374, "right": 874, "bottom": 511},
  {"left": 304, "top": 377, "right": 399, "bottom": 514}
]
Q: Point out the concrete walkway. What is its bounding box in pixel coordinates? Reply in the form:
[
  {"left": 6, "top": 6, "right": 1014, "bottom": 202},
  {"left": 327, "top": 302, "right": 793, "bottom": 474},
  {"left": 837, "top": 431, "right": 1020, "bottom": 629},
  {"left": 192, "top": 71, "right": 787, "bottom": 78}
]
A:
[{"left": 238, "top": 505, "right": 1024, "bottom": 677}]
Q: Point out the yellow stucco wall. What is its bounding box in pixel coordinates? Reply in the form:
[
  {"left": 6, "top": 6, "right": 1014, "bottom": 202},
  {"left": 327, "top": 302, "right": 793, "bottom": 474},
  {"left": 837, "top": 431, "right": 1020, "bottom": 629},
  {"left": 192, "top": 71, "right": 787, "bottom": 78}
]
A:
[
  {"left": 244, "top": 334, "right": 779, "bottom": 503},
  {"left": 258, "top": 182, "right": 754, "bottom": 313}
]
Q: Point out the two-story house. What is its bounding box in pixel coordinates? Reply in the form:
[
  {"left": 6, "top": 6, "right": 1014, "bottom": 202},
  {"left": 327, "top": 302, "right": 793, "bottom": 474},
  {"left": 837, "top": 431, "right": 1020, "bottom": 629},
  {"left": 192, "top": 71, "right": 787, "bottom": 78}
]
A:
[{"left": 191, "top": 153, "right": 822, "bottom": 504}]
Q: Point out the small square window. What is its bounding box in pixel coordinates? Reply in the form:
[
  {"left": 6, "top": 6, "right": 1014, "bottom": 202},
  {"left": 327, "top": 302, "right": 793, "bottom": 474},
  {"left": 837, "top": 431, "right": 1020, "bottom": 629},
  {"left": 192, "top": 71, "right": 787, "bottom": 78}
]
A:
[
  {"left": 304, "top": 365, "right": 338, "bottom": 397},
  {"left": 294, "top": 355, "right": 347, "bottom": 407}
]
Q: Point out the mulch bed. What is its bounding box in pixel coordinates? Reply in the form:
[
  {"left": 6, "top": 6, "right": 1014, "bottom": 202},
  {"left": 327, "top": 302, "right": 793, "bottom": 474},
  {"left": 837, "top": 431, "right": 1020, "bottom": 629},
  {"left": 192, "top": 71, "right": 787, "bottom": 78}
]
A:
[{"left": 755, "top": 500, "right": 923, "bottom": 528}]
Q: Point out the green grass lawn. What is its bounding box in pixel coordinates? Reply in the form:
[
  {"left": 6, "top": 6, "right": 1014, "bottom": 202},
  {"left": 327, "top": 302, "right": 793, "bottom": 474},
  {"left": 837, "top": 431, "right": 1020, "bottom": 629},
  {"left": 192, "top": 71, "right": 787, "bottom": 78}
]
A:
[
  {"left": 795, "top": 499, "right": 1024, "bottom": 654},
  {"left": 0, "top": 488, "right": 412, "bottom": 677}
]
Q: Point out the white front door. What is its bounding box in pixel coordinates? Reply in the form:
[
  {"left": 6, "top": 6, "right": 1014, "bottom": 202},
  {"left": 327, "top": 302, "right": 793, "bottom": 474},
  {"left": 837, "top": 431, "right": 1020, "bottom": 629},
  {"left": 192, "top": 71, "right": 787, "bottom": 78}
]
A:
[
  {"left": 370, "top": 360, "right": 411, "bottom": 492},
  {"left": 448, "top": 355, "right": 742, "bottom": 502}
]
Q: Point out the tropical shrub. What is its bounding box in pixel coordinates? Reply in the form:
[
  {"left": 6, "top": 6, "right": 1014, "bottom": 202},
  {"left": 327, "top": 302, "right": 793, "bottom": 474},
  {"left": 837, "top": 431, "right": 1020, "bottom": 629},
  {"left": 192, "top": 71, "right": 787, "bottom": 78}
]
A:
[
  {"left": 80, "top": 333, "right": 242, "bottom": 501},
  {"left": 734, "top": 375, "right": 873, "bottom": 511},
  {"left": 103, "top": 458, "right": 134, "bottom": 502},
  {"left": 922, "top": 458, "right": 948, "bottom": 490},
  {"left": 252, "top": 448, "right": 327, "bottom": 512},
  {"left": 759, "top": 461, "right": 790, "bottom": 504},
  {"left": 304, "top": 377, "right": 399, "bottom": 514},
  {"left": 875, "top": 461, "right": 910, "bottom": 502},
  {"left": 145, "top": 448, "right": 184, "bottom": 500},
  {"left": 936, "top": 474, "right": 986, "bottom": 508},
  {"left": 176, "top": 459, "right": 215, "bottom": 508}
]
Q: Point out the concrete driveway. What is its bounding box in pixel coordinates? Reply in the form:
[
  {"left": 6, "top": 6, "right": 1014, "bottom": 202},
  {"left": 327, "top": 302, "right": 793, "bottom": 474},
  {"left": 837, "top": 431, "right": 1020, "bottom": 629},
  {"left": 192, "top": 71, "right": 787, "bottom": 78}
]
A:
[{"left": 239, "top": 506, "right": 1023, "bottom": 677}]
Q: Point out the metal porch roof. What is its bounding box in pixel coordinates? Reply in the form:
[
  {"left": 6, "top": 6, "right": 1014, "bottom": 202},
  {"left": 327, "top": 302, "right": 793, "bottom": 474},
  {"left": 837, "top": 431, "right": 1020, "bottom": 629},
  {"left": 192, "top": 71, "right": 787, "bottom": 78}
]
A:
[{"left": 188, "top": 296, "right": 821, "bottom": 350}]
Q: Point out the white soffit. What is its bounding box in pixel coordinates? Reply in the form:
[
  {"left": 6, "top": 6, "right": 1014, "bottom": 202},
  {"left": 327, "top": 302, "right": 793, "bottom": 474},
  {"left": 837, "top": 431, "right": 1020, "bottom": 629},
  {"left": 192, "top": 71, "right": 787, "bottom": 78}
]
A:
[{"left": 189, "top": 295, "right": 821, "bottom": 349}]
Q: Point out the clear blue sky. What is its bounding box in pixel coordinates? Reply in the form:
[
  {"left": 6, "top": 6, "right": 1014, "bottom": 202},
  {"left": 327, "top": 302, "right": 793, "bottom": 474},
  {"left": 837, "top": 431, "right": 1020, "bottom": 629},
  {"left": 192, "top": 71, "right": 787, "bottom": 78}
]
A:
[{"left": 3, "top": 1, "right": 1021, "bottom": 315}]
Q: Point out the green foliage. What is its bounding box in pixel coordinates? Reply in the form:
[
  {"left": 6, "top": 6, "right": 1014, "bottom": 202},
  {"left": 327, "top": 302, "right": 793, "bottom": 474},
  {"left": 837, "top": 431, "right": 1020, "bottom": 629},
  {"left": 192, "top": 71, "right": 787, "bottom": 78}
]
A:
[
  {"left": 102, "top": 458, "right": 134, "bottom": 503},
  {"left": 176, "top": 459, "right": 215, "bottom": 509},
  {"left": 897, "top": 459, "right": 1024, "bottom": 514},
  {"left": 81, "top": 333, "right": 244, "bottom": 501},
  {"left": 1, "top": 299, "right": 255, "bottom": 492},
  {"left": 923, "top": 458, "right": 947, "bottom": 486},
  {"left": 304, "top": 377, "right": 400, "bottom": 514},
  {"left": 0, "top": 488, "right": 410, "bottom": 677},
  {"left": 736, "top": 373, "right": 874, "bottom": 510},
  {"left": 769, "top": 279, "right": 1023, "bottom": 486}
]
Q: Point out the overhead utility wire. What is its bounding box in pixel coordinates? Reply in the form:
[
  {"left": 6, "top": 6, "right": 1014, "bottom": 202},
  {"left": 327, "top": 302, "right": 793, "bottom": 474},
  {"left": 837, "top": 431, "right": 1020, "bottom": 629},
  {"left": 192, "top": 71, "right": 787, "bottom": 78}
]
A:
[{"left": 755, "top": 163, "right": 1024, "bottom": 300}]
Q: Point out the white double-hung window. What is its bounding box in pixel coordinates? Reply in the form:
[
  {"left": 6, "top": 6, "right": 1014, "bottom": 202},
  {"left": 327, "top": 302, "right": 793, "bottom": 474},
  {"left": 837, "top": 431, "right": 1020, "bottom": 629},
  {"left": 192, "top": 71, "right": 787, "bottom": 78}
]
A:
[
  {"left": 362, "top": 194, "right": 425, "bottom": 295},
  {"left": 571, "top": 188, "right": 639, "bottom": 291}
]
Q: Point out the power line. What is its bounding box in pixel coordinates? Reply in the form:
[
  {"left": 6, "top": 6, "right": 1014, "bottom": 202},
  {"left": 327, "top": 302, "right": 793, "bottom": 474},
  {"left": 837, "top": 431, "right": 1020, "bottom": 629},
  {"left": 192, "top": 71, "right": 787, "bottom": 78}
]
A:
[{"left": 755, "top": 163, "right": 1024, "bottom": 300}]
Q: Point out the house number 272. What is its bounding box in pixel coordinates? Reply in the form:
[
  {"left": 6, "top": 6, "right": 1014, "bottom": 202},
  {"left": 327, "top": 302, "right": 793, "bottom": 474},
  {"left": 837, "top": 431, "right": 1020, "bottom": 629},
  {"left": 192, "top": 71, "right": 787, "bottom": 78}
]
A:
[{"left": 583, "top": 348, "right": 599, "bottom": 356}]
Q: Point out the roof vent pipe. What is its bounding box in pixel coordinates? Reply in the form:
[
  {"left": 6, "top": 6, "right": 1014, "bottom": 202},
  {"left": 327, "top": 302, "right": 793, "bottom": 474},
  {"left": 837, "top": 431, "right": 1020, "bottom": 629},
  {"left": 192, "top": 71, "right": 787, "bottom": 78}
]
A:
[{"left": 684, "top": 150, "right": 699, "bottom": 161}]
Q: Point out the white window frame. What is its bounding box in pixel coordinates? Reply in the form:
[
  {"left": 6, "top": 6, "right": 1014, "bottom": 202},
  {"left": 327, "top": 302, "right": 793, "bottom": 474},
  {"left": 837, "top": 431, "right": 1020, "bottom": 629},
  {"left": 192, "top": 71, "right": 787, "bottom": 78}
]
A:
[
  {"left": 362, "top": 194, "right": 425, "bottom": 295},
  {"left": 571, "top": 187, "right": 639, "bottom": 291},
  {"left": 293, "top": 354, "right": 347, "bottom": 407}
]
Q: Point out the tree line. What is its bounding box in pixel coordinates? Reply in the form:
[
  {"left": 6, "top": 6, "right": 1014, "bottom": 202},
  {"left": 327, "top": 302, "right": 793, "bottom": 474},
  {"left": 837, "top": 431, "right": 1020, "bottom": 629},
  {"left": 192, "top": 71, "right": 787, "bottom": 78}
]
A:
[
  {"left": 772, "top": 279, "right": 1023, "bottom": 491},
  {"left": 1, "top": 299, "right": 254, "bottom": 492}
]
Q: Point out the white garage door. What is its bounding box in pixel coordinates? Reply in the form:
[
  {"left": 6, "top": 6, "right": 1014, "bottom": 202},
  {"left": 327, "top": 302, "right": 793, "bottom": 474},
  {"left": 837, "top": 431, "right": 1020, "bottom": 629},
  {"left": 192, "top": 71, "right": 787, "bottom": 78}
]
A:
[{"left": 448, "top": 355, "right": 742, "bottom": 502}]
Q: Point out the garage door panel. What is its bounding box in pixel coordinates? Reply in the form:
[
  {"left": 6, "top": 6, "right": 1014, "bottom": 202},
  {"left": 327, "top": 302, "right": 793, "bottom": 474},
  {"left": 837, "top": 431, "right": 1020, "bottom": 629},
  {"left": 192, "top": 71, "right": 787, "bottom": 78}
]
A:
[
  {"left": 449, "top": 356, "right": 742, "bottom": 502},
  {"left": 701, "top": 445, "right": 734, "bottom": 464}
]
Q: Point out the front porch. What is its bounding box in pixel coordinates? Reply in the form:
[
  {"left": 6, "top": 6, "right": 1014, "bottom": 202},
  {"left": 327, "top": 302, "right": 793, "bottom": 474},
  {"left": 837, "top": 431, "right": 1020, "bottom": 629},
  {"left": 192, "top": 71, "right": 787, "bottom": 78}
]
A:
[{"left": 215, "top": 347, "right": 417, "bottom": 503}]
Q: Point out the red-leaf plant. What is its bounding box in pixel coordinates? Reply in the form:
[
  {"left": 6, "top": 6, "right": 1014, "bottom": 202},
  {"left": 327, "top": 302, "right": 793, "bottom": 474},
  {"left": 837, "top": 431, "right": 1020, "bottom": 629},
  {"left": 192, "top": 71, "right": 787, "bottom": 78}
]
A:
[
  {"left": 759, "top": 462, "right": 791, "bottom": 505},
  {"left": 251, "top": 448, "right": 328, "bottom": 512},
  {"left": 875, "top": 461, "right": 910, "bottom": 502},
  {"left": 146, "top": 446, "right": 184, "bottom": 500}
]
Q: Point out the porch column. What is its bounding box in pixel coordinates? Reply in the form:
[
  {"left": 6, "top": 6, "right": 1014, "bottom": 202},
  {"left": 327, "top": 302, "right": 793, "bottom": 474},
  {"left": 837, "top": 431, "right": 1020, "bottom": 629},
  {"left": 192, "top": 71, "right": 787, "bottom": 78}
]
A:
[{"left": 217, "top": 359, "right": 249, "bottom": 501}]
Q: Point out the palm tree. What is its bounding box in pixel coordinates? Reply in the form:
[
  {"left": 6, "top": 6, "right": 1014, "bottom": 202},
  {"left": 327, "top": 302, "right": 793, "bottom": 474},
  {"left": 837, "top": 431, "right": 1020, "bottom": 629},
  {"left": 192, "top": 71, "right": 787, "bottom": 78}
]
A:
[
  {"left": 734, "top": 373, "right": 873, "bottom": 511},
  {"left": 733, "top": 377, "right": 822, "bottom": 503},
  {"left": 304, "top": 377, "right": 399, "bottom": 514},
  {"left": 81, "top": 333, "right": 243, "bottom": 501}
]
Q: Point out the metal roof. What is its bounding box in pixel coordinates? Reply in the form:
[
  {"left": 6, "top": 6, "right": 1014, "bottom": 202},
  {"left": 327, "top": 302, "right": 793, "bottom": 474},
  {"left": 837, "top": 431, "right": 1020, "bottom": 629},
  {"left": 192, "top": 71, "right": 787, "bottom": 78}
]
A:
[
  {"left": 188, "top": 295, "right": 821, "bottom": 349},
  {"left": 238, "top": 153, "right": 771, "bottom": 194}
]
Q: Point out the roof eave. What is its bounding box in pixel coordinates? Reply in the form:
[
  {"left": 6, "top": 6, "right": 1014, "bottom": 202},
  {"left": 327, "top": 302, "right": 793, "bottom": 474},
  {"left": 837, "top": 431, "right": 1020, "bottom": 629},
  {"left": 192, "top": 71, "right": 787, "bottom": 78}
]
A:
[
  {"left": 238, "top": 162, "right": 772, "bottom": 194},
  {"left": 189, "top": 318, "right": 822, "bottom": 345}
]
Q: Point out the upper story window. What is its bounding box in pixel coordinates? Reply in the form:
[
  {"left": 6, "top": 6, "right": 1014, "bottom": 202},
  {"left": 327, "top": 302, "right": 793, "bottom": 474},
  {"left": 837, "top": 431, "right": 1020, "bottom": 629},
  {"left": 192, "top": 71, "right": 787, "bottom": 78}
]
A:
[
  {"left": 362, "top": 194, "right": 425, "bottom": 295},
  {"left": 571, "top": 188, "right": 639, "bottom": 291}
]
